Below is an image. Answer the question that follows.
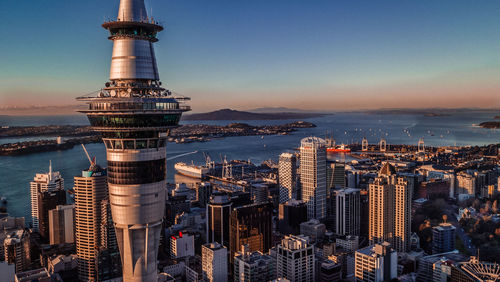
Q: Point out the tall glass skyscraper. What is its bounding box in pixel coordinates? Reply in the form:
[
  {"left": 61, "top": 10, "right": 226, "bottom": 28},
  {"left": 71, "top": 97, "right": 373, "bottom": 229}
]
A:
[{"left": 77, "top": 0, "right": 190, "bottom": 280}]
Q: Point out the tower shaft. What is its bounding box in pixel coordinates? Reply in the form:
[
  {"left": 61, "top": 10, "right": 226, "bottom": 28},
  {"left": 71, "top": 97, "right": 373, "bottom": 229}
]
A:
[{"left": 78, "top": 0, "right": 190, "bottom": 281}]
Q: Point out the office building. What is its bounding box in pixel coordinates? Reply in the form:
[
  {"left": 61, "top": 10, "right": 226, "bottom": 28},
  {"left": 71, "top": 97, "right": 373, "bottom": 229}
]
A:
[
  {"left": 74, "top": 165, "right": 119, "bottom": 281},
  {"left": 432, "top": 222, "right": 456, "bottom": 254},
  {"left": 234, "top": 244, "right": 275, "bottom": 282},
  {"left": 279, "top": 153, "right": 298, "bottom": 203},
  {"left": 300, "top": 219, "right": 326, "bottom": 243},
  {"left": 207, "top": 193, "right": 232, "bottom": 247},
  {"left": 77, "top": 0, "right": 190, "bottom": 280},
  {"left": 229, "top": 203, "right": 273, "bottom": 265},
  {"left": 333, "top": 188, "right": 360, "bottom": 236},
  {"left": 456, "top": 172, "right": 476, "bottom": 195},
  {"left": 37, "top": 189, "right": 66, "bottom": 241},
  {"left": 319, "top": 261, "right": 342, "bottom": 282},
  {"left": 251, "top": 184, "right": 269, "bottom": 204},
  {"left": 202, "top": 242, "right": 228, "bottom": 282},
  {"left": 300, "top": 137, "right": 327, "bottom": 220},
  {"left": 416, "top": 251, "right": 468, "bottom": 282},
  {"left": 48, "top": 204, "right": 75, "bottom": 245},
  {"left": 278, "top": 200, "right": 308, "bottom": 235},
  {"left": 336, "top": 235, "right": 359, "bottom": 253},
  {"left": 354, "top": 242, "right": 397, "bottom": 282},
  {"left": 369, "top": 163, "right": 412, "bottom": 252},
  {"left": 30, "top": 162, "right": 64, "bottom": 232},
  {"left": 328, "top": 162, "right": 345, "bottom": 189},
  {"left": 4, "top": 230, "right": 31, "bottom": 273},
  {"left": 276, "top": 235, "right": 315, "bottom": 282},
  {"left": 170, "top": 232, "right": 195, "bottom": 259}
]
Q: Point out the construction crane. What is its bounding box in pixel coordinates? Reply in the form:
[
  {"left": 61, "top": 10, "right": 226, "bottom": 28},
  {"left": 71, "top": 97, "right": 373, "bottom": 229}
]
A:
[{"left": 81, "top": 144, "right": 96, "bottom": 166}]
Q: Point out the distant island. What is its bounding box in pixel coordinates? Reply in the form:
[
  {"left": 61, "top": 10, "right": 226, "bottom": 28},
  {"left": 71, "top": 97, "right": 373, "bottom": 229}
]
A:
[
  {"left": 479, "top": 121, "right": 500, "bottom": 129},
  {"left": 182, "top": 109, "right": 326, "bottom": 121},
  {"left": 366, "top": 109, "right": 450, "bottom": 117}
]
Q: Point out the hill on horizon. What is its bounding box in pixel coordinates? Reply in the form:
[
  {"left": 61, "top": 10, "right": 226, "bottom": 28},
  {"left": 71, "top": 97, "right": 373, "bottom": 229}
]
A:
[{"left": 182, "top": 108, "right": 325, "bottom": 121}]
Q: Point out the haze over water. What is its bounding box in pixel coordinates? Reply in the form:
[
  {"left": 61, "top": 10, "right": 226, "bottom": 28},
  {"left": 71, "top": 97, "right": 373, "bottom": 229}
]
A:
[{"left": 0, "top": 110, "right": 498, "bottom": 221}]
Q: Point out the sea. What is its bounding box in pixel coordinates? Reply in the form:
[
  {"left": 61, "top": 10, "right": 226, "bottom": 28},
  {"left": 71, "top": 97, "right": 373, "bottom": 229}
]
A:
[{"left": 0, "top": 110, "right": 498, "bottom": 221}]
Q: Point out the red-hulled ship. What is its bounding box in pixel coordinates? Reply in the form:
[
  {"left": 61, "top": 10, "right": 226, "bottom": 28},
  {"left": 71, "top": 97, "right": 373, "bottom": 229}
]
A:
[{"left": 327, "top": 144, "right": 351, "bottom": 153}]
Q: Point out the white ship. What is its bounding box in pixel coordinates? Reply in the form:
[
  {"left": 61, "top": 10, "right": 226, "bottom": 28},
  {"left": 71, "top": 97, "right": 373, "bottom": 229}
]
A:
[{"left": 174, "top": 162, "right": 211, "bottom": 179}]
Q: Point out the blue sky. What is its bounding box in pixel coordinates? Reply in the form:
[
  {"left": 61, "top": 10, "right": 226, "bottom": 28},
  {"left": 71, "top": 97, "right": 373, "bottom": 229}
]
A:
[{"left": 1, "top": 0, "right": 500, "bottom": 111}]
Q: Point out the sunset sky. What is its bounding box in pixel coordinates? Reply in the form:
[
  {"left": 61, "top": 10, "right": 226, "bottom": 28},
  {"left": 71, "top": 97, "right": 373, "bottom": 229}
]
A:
[{"left": 1, "top": 0, "right": 500, "bottom": 113}]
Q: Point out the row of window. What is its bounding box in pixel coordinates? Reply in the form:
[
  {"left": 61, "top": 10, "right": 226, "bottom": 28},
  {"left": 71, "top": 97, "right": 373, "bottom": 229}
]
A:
[
  {"left": 90, "top": 102, "right": 179, "bottom": 111},
  {"left": 88, "top": 114, "right": 180, "bottom": 128},
  {"left": 104, "top": 138, "right": 166, "bottom": 150},
  {"left": 108, "top": 159, "right": 165, "bottom": 185}
]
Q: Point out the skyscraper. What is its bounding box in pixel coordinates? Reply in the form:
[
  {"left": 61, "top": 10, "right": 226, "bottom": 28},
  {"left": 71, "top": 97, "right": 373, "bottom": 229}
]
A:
[
  {"left": 276, "top": 235, "right": 315, "bottom": 282},
  {"left": 278, "top": 200, "right": 308, "bottom": 235},
  {"left": 30, "top": 162, "right": 64, "bottom": 232},
  {"left": 354, "top": 242, "right": 397, "bottom": 282},
  {"left": 279, "top": 152, "right": 297, "bottom": 203},
  {"left": 74, "top": 164, "right": 118, "bottom": 281},
  {"left": 48, "top": 204, "right": 75, "bottom": 245},
  {"left": 300, "top": 137, "right": 327, "bottom": 221},
  {"left": 327, "top": 162, "right": 345, "bottom": 190},
  {"left": 369, "top": 163, "right": 411, "bottom": 253},
  {"left": 229, "top": 203, "right": 273, "bottom": 265},
  {"left": 37, "top": 189, "right": 67, "bottom": 241},
  {"left": 333, "top": 188, "right": 360, "bottom": 236},
  {"left": 77, "top": 0, "right": 190, "bottom": 280},
  {"left": 207, "top": 193, "right": 232, "bottom": 247},
  {"left": 202, "top": 242, "right": 228, "bottom": 282}
]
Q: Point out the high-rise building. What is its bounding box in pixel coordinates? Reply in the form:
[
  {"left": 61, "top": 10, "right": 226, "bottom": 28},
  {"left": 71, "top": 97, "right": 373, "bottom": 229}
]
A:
[
  {"left": 4, "top": 230, "right": 31, "bottom": 273},
  {"left": 48, "top": 205, "right": 75, "bottom": 245},
  {"left": 432, "top": 223, "right": 456, "bottom": 254},
  {"left": 74, "top": 165, "right": 119, "bottom": 282},
  {"left": 278, "top": 200, "right": 308, "bottom": 235},
  {"left": 276, "top": 235, "right": 315, "bottom": 282},
  {"left": 369, "top": 163, "right": 411, "bottom": 252},
  {"left": 333, "top": 188, "right": 360, "bottom": 236},
  {"left": 30, "top": 162, "right": 64, "bottom": 232},
  {"left": 327, "top": 162, "right": 345, "bottom": 190},
  {"left": 234, "top": 244, "right": 276, "bottom": 282},
  {"left": 229, "top": 203, "right": 273, "bottom": 265},
  {"left": 202, "top": 242, "right": 228, "bottom": 282},
  {"left": 77, "top": 0, "right": 190, "bottom": 280},
  {"left": 251, "top": 184, "right": 269, "bottom": 204},
  {"left": 300, "top": 137, "right": 327, "bottom": 220},
  {"left": 354, "top": 242, "right": 397, "bottom": 282},
  {"left": 37, "top": 190, "right": 66, "bottom": 241},
  {"left": 279, "top": 153, "right": 297, "bottom": 203},
  {"left": 170, "top": 232, "right": 194, "bottom": 259},
  {"left": 207, "top": 193, "right": 232, "bottom": 247},
  {"left": 300, "top": 219, "right": 326, "bottom": 244},
  {"left": 319, "top": 261, "right": 342, "bottom": 282}
]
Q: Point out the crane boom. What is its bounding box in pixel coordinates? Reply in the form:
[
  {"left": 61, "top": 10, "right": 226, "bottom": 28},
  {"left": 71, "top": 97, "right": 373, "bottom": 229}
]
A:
[{"left": 81, "top": 144, "right": 93, "bottom": 165}]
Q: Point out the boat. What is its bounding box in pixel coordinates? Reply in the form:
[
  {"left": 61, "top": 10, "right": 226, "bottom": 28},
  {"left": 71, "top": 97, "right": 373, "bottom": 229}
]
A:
[
  {"left": 174, "top": 162, "right": 211, "bottom": 179},
  {"left": 327, "top": 144, "right": 351, "bottom": 153}
]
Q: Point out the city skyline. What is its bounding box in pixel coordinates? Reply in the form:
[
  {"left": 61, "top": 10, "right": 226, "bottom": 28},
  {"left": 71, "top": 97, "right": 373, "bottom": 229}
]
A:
[{"left": 1, "top": 0, "right": 500, "bottom": 112}]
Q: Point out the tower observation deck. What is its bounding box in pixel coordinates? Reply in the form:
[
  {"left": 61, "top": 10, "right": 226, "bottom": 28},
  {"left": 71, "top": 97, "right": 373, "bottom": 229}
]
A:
[{"left": 77, "top": 0, "right": 190, "bottom": 281}]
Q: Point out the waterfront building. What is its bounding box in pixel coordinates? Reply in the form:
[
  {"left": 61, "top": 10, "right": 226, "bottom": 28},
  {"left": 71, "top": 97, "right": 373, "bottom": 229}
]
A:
[
  {"left": 77, "top": 0, "right": 190, "bottom": 280},
  {"left": 276, "top": 235, "right": 315, "bottom": 282},
  {"left": 170, "top": 231, "right": 195, "bottom": 259},
  {"left": 279, "top": 152, "right": 298, "bottom": 203},
  {"left": 432, "top": 222, "right": 456, "bottom": 254},
  {"left": 202, "top": 242, "right": 228, "bottom": 282},
  {"left": 354, "top": 242, "right": 397, "bottom": 282},
  {"left": 300, "top": 219, "right": 326, "bottom": 243},
  {"left": 74, "top": 165, "right": 119, "bottom": 281},
  {"left": 48, "top": 204, "right": 74, "bottom": 245},
  {"left": 333, "top": 188, "right": 360, "bottom": 236},
  {"left": 234, "top": 244, "right": 275, "bottom": 282},
  {"left": 206, "top": 193, "right": 232, "bottom": 247},
  {"left": 300, "top": 137, "right": 327, "bottom": 220},
  {"left": 278, "top": 200, "right": 308, "bottom": 235},
  {"left": 30, "top": 162, "right": 64, "bottom": 232},
  {"left": 369, "top": 163, "right": 412, "bottom": 252},
  {"left": 37, "top": 190, "right": 66, "bottom": 241},
  {"left": 229, "top": 203, "right": 273, "bottom": 265}
]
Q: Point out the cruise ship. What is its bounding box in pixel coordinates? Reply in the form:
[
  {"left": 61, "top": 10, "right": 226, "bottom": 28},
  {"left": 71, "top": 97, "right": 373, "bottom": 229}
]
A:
[{"left": 175, "top": 162, "right": 211, "bottom": 179}]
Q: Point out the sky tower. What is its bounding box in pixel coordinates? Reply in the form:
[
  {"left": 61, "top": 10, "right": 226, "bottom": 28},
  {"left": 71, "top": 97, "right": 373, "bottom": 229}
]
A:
[{"left": 77, "top": 0, "right": 190, "bottom": 280}]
